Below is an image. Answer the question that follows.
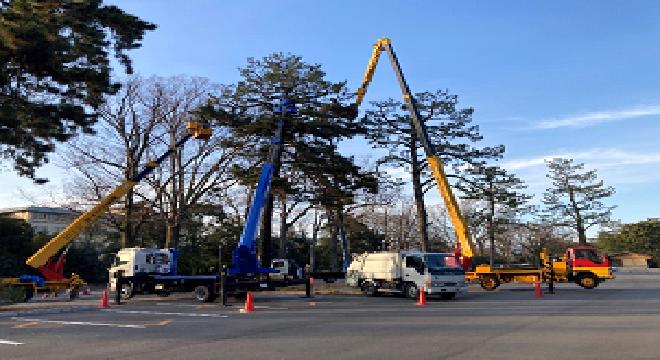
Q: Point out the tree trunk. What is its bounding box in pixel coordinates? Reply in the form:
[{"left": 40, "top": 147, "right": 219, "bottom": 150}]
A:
[
  {"left": 488, "top": 179, "right": 496, "bottom": 267},
  {"left": 383, "top": 207, "right": 389, "bottom": 250},
  {"left": 121, "top": 155, "right": 136, "bottom": 248},
  {"left": 328, "top": 211, "right": 338, "bottom": 272},
  {"left": 166, "top": 130, "right": 179, "bottom": 249},
  {"left": 278, "top": 195, "right": 287, "bottom": 258},
  {"left": 409, "top": 126, "right": 429, "bottom": 251},
  {"left": 338, "top": 208, "right": 348, "bottom": 269},
  {"left": 569, "top": 188, "right": 587, "bottom": 245},
  {"left": 121, "top": 188, "right": 133, "bottom": 248},
  {"left": 311, "top": 211, "right": 319, "bottom": 272}
]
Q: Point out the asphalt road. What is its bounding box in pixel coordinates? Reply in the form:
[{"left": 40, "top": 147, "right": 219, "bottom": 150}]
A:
[{"left": 1, "top": 273, "right": 660, "bottom": 360}]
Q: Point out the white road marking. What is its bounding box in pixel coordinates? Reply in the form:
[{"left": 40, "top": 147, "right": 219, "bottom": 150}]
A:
[
  {"left": 12, "top": 317, "right": 145, "bottom": 329},
  {"left": 0, "top": 340, "right": 23, "bottom": 346},
  {"left": 103, "top": 309, "right": 228, "bottom": 318},
  {"left": 254, "top": 306, "right": 288, "bottom": 310}
]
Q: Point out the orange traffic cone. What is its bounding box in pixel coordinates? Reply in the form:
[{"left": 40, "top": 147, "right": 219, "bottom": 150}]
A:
[
  {"left": 416, "top": 287, "right": 427, "bottom": 306},
  {"left": 100, "top": 290, "right": 110, "bottom": 308},
  {"left": 243, "top": 291, "right": 255, "bottom": 313},
  {"left": 534, "top": 282, "right": 543, "bottom": 299}
]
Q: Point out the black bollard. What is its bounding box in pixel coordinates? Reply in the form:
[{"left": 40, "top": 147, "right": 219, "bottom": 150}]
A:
[
  {"left": 220, "top": 266, "right": 228, "bottom": 306},
  {"left": 114, "top": 273, "right": 122, "bottom": 305}
]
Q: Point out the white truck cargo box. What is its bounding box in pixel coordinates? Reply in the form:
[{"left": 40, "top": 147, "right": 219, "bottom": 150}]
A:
[{"left": 361, "top": 252, "right": 401, "bottom": 281}]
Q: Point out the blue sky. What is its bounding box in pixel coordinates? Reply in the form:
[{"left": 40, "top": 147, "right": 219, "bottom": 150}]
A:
[{"left": 1, "top": 0, "right": 659, "bottom": 226}]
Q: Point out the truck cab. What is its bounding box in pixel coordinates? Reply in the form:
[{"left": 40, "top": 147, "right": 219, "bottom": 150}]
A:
[
  {"left": 402, "top": 252, "right": 466, "bottom": 299},
  {"left": 564, "top": 246, "right": 614, "bottom": 288},
  {"left": 109, "top": 248, "right": 172, "bottom": 292},
  {"left": 270, "top": 259, "right": 303, "bottom": 281}
]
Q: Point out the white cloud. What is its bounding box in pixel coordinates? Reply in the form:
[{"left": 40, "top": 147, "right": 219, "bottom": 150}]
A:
[
  {"left": 502, "top": 148, "right": 660, "bottom": 197},
  {"left": 503, "top": 149, "right": 660, "bottom": 171},
  {"left": 534, "top": 105, "right": 660, "bottom": 129}
]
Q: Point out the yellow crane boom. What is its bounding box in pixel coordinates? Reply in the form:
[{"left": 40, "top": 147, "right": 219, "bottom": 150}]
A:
[
  {"left": 356, "top": 37, "right": 476, "bottom": 267},
  {"left": 26, "top": 121, "right": 211, "bottom": 269}
]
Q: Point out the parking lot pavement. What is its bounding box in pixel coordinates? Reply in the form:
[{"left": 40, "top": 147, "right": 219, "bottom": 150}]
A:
[{"left": 1, "top": 273, "right": 660, "bottom": 359}]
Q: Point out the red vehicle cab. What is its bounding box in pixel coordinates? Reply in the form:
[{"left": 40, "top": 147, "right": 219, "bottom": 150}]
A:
[{"left": 565, "top": 246, "right": 614, "bottom": 289}]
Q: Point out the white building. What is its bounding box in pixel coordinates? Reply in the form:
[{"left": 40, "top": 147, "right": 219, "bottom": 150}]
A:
[{"left": 0, "top": 206, "right": 114, "bottom": 244}]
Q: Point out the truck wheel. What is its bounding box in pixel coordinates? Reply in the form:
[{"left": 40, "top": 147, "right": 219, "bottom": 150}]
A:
[
  {"left": 577, "top": 273, "right": 598, "bottom": 289},
  {"left": 362, "top": 282, "right": 378, "bottom": 297},
  {"left": 480, "top": 276, "right": 499, "bottom": 291},
  {"left": 120, "top": 283, "right": 134, "bottom": 300},
  {"left": 404, "top": 283, "right": 418, "bottom": 299},
  {"left": 194, "top": 285, "right": 213, "bottom": 303},
  {"left": 440, "top": 292, "right": 456, "bottom": 300}
]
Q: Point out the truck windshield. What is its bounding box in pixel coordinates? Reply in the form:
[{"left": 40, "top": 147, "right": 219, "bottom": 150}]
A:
[{"left": 423, "top": 254, "right": 464, "bottom": 275}]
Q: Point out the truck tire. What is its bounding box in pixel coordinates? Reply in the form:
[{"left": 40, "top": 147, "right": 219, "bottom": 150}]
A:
[
  {"left": 577, "top": 273, "right": 598, "bottom": 289},
  {"left": 480, "top": 276, "right": 499, "bottom": 291},
  {"left": 404, "top": 283, "right": 418, "bottom": 299},
  {"left": 194, "top": 285, "right": 214, "bottom": 303},
  {"left": 362, "top": 282, "right": 378, "bottom": 297},
  {"left": 439, "top": 292, "right": 456, "bottom": 300},
  {"left": 120, "top": 283, "right": 135, "bottom": 300}
]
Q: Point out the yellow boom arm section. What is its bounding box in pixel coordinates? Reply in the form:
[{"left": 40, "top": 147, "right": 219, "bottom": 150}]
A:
[
  {"left": 356, "top": 38, "right": 476, "bottom": 261},
  {"left": 26, "top": 121, "right": 211, "bottom": 269},
  {"left": 26, "top": 181, "right": 136, "bottom": 268}
]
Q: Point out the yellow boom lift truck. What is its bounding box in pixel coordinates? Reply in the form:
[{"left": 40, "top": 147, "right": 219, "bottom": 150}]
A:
[
  {"left": 1, "top": 121, "right": 211, "bottom": 302},
  {"left": 354, "top": 38, "right": 614, "bottom": 292}
]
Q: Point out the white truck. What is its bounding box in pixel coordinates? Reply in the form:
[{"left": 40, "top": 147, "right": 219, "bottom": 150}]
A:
[
  {"left": 347, "top": 251, "right": 467, "bottom": 300},
  {"left": 109, "top": 247, "right": 231, "bottom": 302}
]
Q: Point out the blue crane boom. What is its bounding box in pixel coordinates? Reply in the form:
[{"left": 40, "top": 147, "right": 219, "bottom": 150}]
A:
[{"left": 228, "top": 99, "right": 293, "bottom": 276}]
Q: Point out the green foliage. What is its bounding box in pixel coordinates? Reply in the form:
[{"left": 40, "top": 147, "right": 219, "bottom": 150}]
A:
[
  {"left": 201, "top": 53, "right": 376, "bottom": 208},
  {"left": 0, "top": 216, "right": 33, "bottom": 276},
  {"left": 363, "top": 90, "right": 504, "bottom": 186},
  {"left": 275, "top": 233, "right": 310, "bottom": 268},
  {"left": 177, "top": 214, "right": 242, "bottom": 275},
  {"left": 598, "top": 219, "right": 660, "bottom": 266},
  {"left": 312, "top": 242, "right": 332, "bottom": 271},
  {"left": 65, "top": 241, "right": 113, "bottom": 283},
  {"left": 0, "top": 283, "right": 26, "bottom": 303},
  {"left": 344, "top": 215, "right": 383, "bottom": 255},
  {"left": 0, "top": 0, "right": 155, "bottom": 180}
]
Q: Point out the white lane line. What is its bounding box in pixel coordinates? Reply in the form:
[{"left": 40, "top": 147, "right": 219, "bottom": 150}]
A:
[
  {"left": 0, "top": 340, "right": 23, "bottom": 346},
  {"left": 254, "top": 306, "right": 288, "bottom": 310},
  {"left": 103, "top": 309, "right": 228, "bottom": 318},
  {"left": 11, "top": 317, "right": 145, "bottom": 329}
]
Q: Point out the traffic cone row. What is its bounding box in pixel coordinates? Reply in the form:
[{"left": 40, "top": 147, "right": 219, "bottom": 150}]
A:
[
  {"left": 100, "top": 289, "right": 110, "bottom": 308},
  {"left": 416, "top": 287, "right": 427, "bottom": 306}
]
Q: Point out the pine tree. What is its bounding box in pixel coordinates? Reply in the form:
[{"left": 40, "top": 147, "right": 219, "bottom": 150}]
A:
[
  {"left": 201, "top": 53, "right": 375, "bottom": 267},
  {"left": 457, "top": 165, "right": 531, "bottom": 266},
  {"left": 363, "top": 89, "right": 503, "bottom": 251},
  {"left": 543, "top": 158, "right": 615, "bottom": 245},
  {"left": 0, "top": 0, "right": 155, "bottom": 180}
]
